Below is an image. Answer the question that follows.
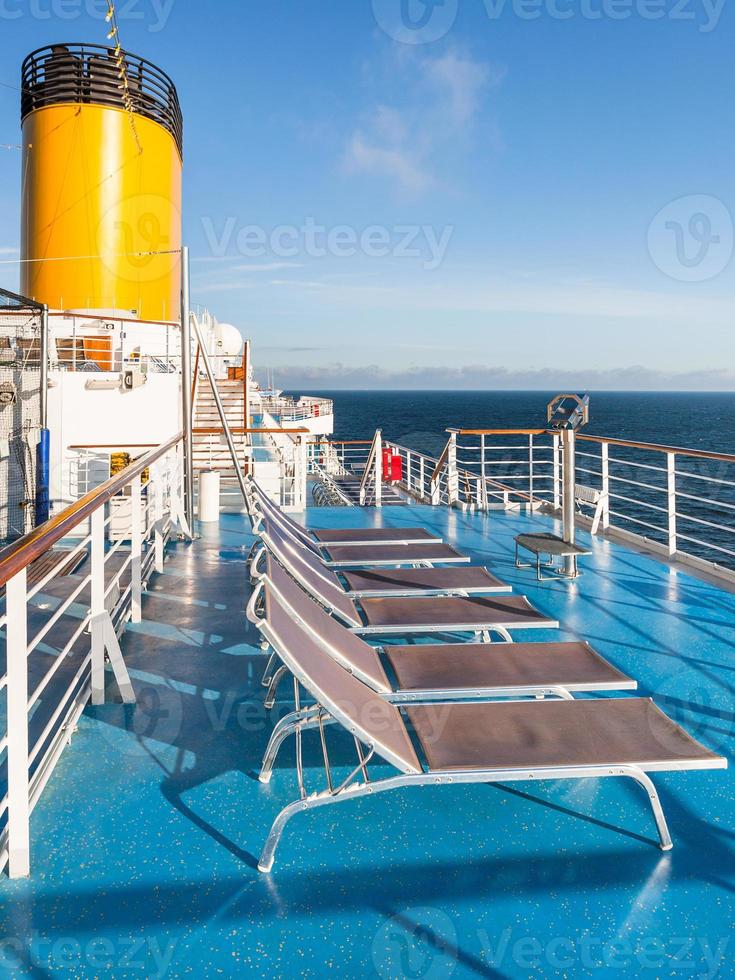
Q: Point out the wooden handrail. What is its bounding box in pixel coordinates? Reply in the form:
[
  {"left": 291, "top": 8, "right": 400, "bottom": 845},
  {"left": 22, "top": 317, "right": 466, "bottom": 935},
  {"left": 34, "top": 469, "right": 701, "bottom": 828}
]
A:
[
  {"left": 431, "top": 438, "right": 451, "bottom": 482},
  {"left": 577, "top": 434, "right": 735, "bottom": 464},
  {"left": 69, "top": 444, "right": 158, "bottom": 450},
  {"left": 193, "top": 427, "right": 309, "bottom": 435},
  {"left": 0, "top": 433, "right": 183, "bottom": 587},
  {"left": 49, "top": 311, "right": 179, "bottom": 327},
  {"left": 458, "top": 428, "right": 734, "bottom": 463},
  {"left": 459, "top": 429, "right": 548, "bottom": 436},
  {"left": 306, "top": 440, "right": 373, "bottom": 446}
]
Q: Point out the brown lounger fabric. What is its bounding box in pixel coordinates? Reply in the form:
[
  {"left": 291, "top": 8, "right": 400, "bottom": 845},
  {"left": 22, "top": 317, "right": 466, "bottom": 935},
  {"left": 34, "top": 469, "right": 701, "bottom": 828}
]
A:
[
  {"left": 359, "top": 594, "right": 555, "bottom": 629},
  {"left": 385, "top": 642, "right": 635, "bottom": 693},
  {"left": 311, "top": 527, "right": 438, "bottom": 543},
  {"left": 342, "top": 567, "right": 508, "bottom": 595},
  {"left": 262, "top": 520, "right": 364, "bottom": 627},
  {"left": 253, "top": 481, "right": 437, "bottom": 546},
  {"left": 266, "top": 556, "right": 392, "bottom": 693},
  {"left": 324, "top": 542, "right": 468, "bottom": 564},
  {"left": 406, "top": 698, "right": 724, "bottom": 772},
  {"left": 265, "top": 564, "right": 632, "bottom": 698},
  {"left": 264, "top": 575, "right": 422, "bottom": 774}
]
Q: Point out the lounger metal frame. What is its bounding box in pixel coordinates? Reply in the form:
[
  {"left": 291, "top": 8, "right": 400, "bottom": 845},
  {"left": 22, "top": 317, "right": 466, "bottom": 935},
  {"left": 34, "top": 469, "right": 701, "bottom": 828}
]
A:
[
  {"left": 254, "top": 616, "right": 688, "bottom": 874},
  {"left": 248, "top": 567, "right": 556, "bottom": 644},
  {"left": 249, "top": 480, "right": 444, "bottom": 548},
  {"left": 247, "top": 529, "right": 557, "bottom": 642},
  {"left": 250, "top": 572, "right": 636, "bottom": 769}
]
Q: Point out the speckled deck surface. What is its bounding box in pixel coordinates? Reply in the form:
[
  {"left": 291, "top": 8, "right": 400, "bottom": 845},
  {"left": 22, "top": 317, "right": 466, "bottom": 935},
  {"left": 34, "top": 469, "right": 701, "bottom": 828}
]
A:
[{"left": 0, "top": 505, "right": 732, "bottom": 978}]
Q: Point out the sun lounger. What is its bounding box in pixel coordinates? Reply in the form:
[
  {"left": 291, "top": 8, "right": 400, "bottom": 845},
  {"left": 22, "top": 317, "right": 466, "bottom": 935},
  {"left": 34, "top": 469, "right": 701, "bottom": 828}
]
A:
[
  {"left": 250, "top": 510, "right": 509, "bottom": 596},
  {"left": 249, "top": 521, "right": 557, "bottom": 640},
  {"left": 257, "top": 499, "right": 469, "bottom": 566},
  {"left": 251, "top": 558, "right": 638, "bottom": 776},
  {"left": 254, "top": 572, "right": 726, "bottom": 871},
  {"left": 249, "top": 478, "right": 443, "bottom": 547}
]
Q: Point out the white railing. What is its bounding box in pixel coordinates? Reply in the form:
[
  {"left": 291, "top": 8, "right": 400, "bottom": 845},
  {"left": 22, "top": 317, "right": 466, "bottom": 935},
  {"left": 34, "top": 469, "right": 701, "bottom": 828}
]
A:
[
  {"left": 0, "top": 433, "right": 187, "bottom": 878},
  {"left": 260, "top": 413, "right": 308, "bottom": 511},
  {"left": 307, "top": 439, "right": 372, "bottom": 477},
  {"left": 259, "top": 396, "right": 333, "bottom": 425},
  {"left": 573, "top": 435, "right": 735, "bottom": 572},
  {"left": 315, "top": 428, "right": 735, "bottom": 576}
]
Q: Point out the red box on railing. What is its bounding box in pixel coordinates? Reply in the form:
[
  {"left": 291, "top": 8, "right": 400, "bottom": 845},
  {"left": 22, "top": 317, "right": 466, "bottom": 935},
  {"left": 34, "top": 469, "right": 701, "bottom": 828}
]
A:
[{"left": 382, "top": 449, "right": 403, "bottom": 484}]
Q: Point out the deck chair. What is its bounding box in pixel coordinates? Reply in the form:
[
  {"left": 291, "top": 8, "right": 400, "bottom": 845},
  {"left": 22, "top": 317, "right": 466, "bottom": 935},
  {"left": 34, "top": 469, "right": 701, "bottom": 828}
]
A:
[
  {"left": 249, "top": 478, "right": 443, "bottom": 547},
  {"left": 249, "top": 521, "right": 558, "bottom": 640},
  {"left": 248, "top": 478, "right": 471, "bottom": 564},
  {"left": 251, "top": 558, "right": 638, "bottom": 778},
  {"left": 251, "top": 510, "right": 509, "bottom": 597},
  {"left": 254, "top": 579, "right": 726, "bottom": 872}
]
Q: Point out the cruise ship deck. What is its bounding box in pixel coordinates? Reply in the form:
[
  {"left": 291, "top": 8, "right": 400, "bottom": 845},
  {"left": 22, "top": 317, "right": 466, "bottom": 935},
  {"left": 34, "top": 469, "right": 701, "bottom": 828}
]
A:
[{"left": 0, "top": 501, "right": 731, "bottom": 978}]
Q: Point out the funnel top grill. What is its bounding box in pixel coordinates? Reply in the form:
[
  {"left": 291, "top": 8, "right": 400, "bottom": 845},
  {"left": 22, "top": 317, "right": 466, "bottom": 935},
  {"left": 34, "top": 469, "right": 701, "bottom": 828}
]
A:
[{"left": 21, "top": 43, "right": 183, "bottom": 156}]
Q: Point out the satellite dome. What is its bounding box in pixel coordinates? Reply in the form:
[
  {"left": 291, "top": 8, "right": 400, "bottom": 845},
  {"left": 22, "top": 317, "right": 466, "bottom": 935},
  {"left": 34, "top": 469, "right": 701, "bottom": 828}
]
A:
[{"left": 215, "top": 323, "right": 244, "bottom": 356}]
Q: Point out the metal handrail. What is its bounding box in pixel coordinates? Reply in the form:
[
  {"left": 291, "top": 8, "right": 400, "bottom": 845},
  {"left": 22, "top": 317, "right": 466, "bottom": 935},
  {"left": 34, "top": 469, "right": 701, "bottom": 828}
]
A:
[
  {"left": 578, "top": 433, "right": 735, "bottom": 465},
  {"left": 0, "top": 433, "right": 182, "bottom": 587}
]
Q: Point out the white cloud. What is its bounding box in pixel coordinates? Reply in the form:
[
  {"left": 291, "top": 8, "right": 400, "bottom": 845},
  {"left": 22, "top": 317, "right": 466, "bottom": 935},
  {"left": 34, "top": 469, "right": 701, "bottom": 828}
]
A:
[
  {"left": 234, "top": 262, "right": 303, "bottom": 273},
  {"left": 257, "top": 362, "right": 735, "bottom": 392},
  {"left": 344, "top": 135, "right": 436, "bottom": 195},
  {"left": 343, "top": 48, "right": 502, "bottom": 197}
]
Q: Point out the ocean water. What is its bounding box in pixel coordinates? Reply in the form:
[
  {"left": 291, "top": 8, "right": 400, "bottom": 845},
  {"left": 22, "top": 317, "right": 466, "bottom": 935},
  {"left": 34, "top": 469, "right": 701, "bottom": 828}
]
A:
[
  {"left": 298, "top": 390, "right": 735, "bottom": 457},
  {"left": 294, "top": 390, "right": 735, "bottom": 566}
]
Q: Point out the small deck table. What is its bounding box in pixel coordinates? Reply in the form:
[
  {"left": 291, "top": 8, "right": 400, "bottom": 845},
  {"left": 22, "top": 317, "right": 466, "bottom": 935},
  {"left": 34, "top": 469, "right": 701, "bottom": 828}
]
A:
[{"left": 515, "top": 532, "right": 591, "bottom": 581}]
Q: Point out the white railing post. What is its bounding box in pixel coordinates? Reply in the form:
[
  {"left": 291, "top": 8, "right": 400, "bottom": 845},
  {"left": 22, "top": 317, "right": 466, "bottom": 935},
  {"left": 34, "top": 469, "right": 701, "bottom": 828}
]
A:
[
  {"left": 131, "top": 474, "right": 142, "bottom": 623},
  {"left": 7, "top": 567, "right": 30, "bottom": 878},
  {"left": 446, "top": 430, "right": 459, "bottom": 505},
  {"left": 90, "top": 506, "right": 135, "bottom": 705},
  {"left": 295, "top": 435, "right": 307, "bottom": 510},
  {"left": 406, "top": 450, "right": 412, "bottom": 493},
  {"left": 601, "top": 441, "right": 610, "bottom": 529},
  {"left": 375, "top": 430, "right": 383, "bottom": 508},
  {"left": 552, "top": 433, "right": 561, "bottom": 510},
  {"left": 528, "top": 434, "right": 535, "bottom": 506},
  {"left": 419, "top": 456, "right": 426, "bottom": 500},
  {"left": 151, "top": 460, "right": 165, "bottom": 573},
  {"left": 667, "top": 452, "right": 677, "bottom": 555},
  {"left": 480, "top": 434, "right": 488, "bottom": 511},
  {"left": 91, "top": 506, "right": 107, "bottom": 705}
]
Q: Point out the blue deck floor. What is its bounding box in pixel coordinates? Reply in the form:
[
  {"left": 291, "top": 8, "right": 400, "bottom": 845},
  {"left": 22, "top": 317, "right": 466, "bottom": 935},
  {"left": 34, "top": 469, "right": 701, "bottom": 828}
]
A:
[{"left": 0, "top": 503, "right": 733, "bottom": 978}]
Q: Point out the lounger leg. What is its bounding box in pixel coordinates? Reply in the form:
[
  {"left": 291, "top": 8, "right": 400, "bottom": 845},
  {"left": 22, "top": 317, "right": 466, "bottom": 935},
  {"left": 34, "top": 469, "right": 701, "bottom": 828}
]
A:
[
  {"left": 258, "top": 774, "right": 405, "bottom": 873},
  {"left": 259, "top": 707, "right": 322, "bottom": 784},
  {"left": 264, "top": 666, "right": 289, "bottom": 709},
  {"left": 261, "top": 652, "right": 278, "bottom": 687},
  {"left": 622, "top": 767, "right": 673, "bottom": 851}
]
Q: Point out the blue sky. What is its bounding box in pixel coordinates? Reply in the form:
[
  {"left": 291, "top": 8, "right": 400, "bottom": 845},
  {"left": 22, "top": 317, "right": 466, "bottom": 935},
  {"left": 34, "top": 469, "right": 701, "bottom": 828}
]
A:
[{"left": 1, "top": 0, "right": 734, "bottom": 388}]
